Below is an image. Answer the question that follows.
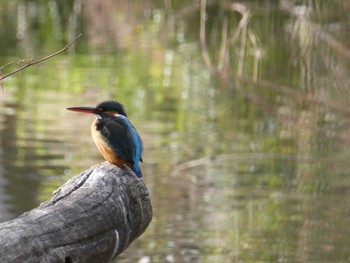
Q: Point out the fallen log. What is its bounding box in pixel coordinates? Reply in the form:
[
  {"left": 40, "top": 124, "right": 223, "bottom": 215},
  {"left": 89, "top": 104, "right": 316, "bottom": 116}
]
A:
[{"left": 0, "top": 163, "right": 153, "bottom": 263}]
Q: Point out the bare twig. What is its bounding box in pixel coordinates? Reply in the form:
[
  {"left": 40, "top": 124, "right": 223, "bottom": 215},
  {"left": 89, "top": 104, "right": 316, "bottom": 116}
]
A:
[
  {"left": 0, "top": 34, "right": 82, "bottom": 81},
  {"left": 0, "top": 61, "right": 16, "bottom": 72}
]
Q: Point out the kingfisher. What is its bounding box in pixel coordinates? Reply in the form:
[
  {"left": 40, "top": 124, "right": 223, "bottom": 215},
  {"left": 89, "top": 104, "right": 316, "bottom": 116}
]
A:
[{"left": 66, "top": 100, "right": 143, "bottom": 178}]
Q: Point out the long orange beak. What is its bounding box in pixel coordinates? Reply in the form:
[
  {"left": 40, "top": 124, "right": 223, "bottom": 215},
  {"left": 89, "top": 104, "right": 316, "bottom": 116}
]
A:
[{"left": 66, "top": 106, "right": 96, "bottom": 114}]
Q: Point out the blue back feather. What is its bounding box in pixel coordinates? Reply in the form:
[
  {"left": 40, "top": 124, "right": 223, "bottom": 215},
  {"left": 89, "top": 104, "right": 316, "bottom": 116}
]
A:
[{"left": 116, "top": 115, "right": 143, "bottom": 178}]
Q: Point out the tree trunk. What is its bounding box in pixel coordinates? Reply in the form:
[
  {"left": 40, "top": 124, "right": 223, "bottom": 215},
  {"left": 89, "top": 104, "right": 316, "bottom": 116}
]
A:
[{"left": 0, "top": 163, "right": 153, "bottom": 263}]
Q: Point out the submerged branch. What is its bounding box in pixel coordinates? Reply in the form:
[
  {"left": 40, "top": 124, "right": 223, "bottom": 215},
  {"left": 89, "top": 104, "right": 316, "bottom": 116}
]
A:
[{"left": 172, "top": 153, "right": 350, "bottom": 175}]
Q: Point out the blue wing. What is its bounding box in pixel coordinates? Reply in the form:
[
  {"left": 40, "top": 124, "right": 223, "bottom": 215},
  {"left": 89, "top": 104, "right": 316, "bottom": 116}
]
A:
[{"left": 96, "top": 115, "right": 143, "bottom": 177}]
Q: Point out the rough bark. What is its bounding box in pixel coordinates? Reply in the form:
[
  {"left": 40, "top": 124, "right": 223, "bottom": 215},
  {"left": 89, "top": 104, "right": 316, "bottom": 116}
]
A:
[{"left": 0, "top": 163, "right": 153, "bottom": 263}]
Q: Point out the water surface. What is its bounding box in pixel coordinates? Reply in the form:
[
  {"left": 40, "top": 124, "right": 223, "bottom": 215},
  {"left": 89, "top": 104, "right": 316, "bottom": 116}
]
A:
[{"left": 1, "top": 1, "right": 350, "bottom": 262}]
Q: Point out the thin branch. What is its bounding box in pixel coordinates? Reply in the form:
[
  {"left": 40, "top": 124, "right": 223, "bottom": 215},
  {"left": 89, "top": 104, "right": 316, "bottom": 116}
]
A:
[
  {"left": 0, "top": 61, "right": 16, "bottom": 72},
  {"left": 0, "top": 34, "right": 82, "bottom": 81}
]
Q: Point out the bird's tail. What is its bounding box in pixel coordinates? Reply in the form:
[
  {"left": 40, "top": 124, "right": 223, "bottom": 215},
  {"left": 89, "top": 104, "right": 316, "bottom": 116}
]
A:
[{"left": 133, "top": 164, "right": 142, "bottom": 178}]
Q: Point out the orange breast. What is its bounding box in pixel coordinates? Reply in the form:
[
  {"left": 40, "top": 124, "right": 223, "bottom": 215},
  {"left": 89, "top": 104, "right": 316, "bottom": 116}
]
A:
[{"left": 91, "top": 120, "right": 131, "bottom": 168}]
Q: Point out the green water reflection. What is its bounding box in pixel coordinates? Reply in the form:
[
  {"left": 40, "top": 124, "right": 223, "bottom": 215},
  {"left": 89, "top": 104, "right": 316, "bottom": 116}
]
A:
[{"left": 1, "top": 0, "right": 350, "bottom": 262}]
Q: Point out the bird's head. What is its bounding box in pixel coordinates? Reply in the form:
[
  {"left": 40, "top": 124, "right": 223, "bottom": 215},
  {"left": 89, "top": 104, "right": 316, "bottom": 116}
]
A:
[{"left": 66, "top": 100, "right": 128, "bottom": 118}]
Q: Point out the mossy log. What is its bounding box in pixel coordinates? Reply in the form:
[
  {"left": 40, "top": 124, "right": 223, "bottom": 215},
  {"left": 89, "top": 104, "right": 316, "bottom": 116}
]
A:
[{"left": 0, "top": 163, "right": 153, "bottom": 263}]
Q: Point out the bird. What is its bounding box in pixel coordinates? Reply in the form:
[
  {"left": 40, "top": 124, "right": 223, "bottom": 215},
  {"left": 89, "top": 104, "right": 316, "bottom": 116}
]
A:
[{"left": 66, "top": 100, "right": 143, "bottom": 178}]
